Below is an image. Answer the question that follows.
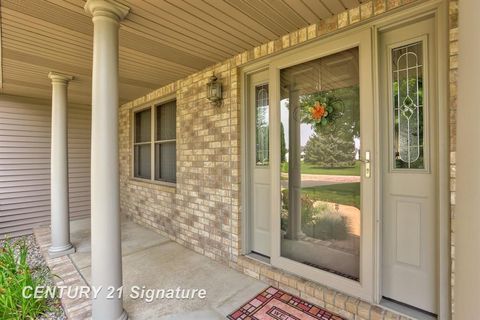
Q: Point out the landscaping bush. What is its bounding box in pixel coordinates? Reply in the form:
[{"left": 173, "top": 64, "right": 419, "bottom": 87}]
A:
[
  {"left": 0, "top": 239, "right": 51, "bottom": 319},
  {"left": 280, "top": 193, "right": 349, "bottom": 240},
  {"left": 303, "top": 210, "right": 349, "bottom": 241}
]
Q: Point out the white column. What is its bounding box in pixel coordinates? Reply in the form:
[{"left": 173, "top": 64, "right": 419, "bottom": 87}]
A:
[
  {"left": 84, "top": 1, "right": 129, "bottom": 319},
  {"left": 455, "top": 1, "right": 480, "bottom": 319},
  {"left": 48, "top": 72, "right": 75, "bottom": 258},
  {"left": 286, "top": 88, "right": 304, "bottom": 240}
]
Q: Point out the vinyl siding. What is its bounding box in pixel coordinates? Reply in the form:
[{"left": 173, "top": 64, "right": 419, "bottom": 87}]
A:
[{"left": 0, "top": 94, "right": 91, "bottom": 237}]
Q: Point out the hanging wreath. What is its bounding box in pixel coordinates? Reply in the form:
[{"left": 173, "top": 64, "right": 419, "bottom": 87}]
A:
[{"left": 302, "top": 92, "right": 344, "bottom": 131}]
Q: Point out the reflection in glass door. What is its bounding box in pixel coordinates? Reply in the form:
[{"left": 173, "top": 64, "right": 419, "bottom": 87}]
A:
[{"left": 280, "top": 48, "right": 361, "bottom": 281}]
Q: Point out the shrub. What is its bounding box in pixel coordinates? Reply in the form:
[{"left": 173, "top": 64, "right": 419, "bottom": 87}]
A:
[
  {"left": 281, "top": 194, "right": 349, "bottom": 241},
  {"left": 0, "top": 239, "right": 50, "bottom": 319},
  {"left": 303, "top": 210, "right": 349, "bottom": 241}
]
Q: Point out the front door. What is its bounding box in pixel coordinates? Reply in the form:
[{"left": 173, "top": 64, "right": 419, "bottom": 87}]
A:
[
  {"left": 379, "top": 17, "right": 437, "bottom": 314},
  {"left": 248, "top": 70, "right": 271, "bottom": 257}
]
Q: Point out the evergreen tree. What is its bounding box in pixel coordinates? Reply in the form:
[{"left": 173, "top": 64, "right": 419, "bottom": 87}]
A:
[
  {"left": 280, "top": 122, "right": 286, "bottom": 163},
  {"left": 302, "top": 86, "right": 359, "bottom": 168},
  {"left": 304, "top": 129, "right": 356, "bottom": 168}
]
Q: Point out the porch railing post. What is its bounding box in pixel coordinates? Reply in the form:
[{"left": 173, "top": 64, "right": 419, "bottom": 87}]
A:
[
  {"left": 48, "top": 72, "right": 75, "bottom": 258},
  {"left": 84, "top": 1, "right": 130, "bottom": 319}
]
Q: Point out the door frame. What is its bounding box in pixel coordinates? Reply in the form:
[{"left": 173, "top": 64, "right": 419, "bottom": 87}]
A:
[
  {"left": 240, "top": 0, "right": 450, "bottom": 318},
  {"left": 245, "top": 69, "right": 271, "bottom": 256}
]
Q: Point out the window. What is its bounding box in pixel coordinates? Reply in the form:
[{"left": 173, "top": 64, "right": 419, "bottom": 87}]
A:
[
  {"left": 155, "top": 101, "right": 176, "bottom": 182},
  {"left": 134, "top": 109, "right": 151, "bottom": 179},
  {"left": 133, "top": 100, "right": 176, "bottom": 183},
  {"left": 391, "top": 41, "right": 425, "bottom": 169},
  {"left": 255, "top": 84, "right": 269, "bottom": 166}
]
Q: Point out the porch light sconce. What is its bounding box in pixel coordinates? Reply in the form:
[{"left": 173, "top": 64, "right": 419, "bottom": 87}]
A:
[{"left": 206, "top": 74, "right": 223, "bottom": 107}]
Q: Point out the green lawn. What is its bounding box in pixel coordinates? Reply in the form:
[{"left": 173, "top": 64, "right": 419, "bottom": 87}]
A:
[
  {"left": 281, "top": 161, "right": 361, "bottom": 176},
  {"left": 301, "top": 182, "right": 360, "bottom": 209}
]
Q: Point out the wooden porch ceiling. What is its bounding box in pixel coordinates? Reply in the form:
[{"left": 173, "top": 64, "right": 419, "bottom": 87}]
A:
[{"left": 0, "top": 0, "right": 366, "bottom": 105}]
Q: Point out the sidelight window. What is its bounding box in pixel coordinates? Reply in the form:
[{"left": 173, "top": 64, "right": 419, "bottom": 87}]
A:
[{"left": 392, "top": 42, "right": 425, "bottom": 169}]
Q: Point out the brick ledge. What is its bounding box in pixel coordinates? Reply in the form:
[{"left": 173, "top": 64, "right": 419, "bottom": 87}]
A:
[{"left": 33, "top": 226, "right": 92, "bottom": 320}]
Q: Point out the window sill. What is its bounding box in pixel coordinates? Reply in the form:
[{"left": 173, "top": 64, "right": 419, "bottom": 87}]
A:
[{"left": 128, "top": 177, "right": 176, "bottom": 192}]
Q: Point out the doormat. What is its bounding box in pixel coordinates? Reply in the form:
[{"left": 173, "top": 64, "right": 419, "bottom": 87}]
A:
[{"left": 227, "top": 287, "right": 345, "bottom": 320}]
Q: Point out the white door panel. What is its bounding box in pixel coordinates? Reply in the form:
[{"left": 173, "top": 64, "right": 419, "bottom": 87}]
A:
[
  {"left": 380, "top": 18, "right": 437, "bottom": 314},
  {"left": 249, "top": 71, "right": 271, "bottom": 256}
]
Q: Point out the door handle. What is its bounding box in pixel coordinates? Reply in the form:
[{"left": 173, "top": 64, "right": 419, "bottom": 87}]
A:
[{"left": 359, "top": 151, "right": 371, "bottom": 178}]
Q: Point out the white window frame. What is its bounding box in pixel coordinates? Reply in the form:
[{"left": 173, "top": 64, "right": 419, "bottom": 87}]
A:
[{"left": 131, "top": 96, "right": 177, "bottom": 187}]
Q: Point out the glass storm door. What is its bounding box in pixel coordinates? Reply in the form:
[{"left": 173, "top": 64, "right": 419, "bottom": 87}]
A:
[
  {"left": 270, "top": 30, "right": 375, "bottom": 301},
  {"left": 280, "top": 47, "right": 361, "bottom": 280}
]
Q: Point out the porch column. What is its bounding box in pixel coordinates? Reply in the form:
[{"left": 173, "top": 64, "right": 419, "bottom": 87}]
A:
[
  {"left": 286, "top": 88, "right": 304, "bottom": 240},
  {"left": 455, "top": 1, "right": 480, "bottom": 319},
  {"left": 48, "top": 72, "right": 75, "bottom": 258},
  {"left": 84, "top": 1, "right": 129, "bottom": 319}
]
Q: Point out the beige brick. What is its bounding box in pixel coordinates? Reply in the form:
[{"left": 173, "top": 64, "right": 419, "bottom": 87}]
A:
[
  {"left": 345, "top": 296, "right": 359, "bottom": 314},
  {"left": 384, "top": 310, "right": 400, "bottom": 320},
  {"left": 314, "top": 286, "right": 324, "bottom": 301},
  {"left": 334, "top": 292, "right": 348, "bottom": 309},
  {"left": 373, "top": 0, "right": 386, "bottom": 15},
  {"left": 358, "top": 301, "right": 371, "bottom": 319},
  {"left": 290, "top": 31, "right": 299, "bottom": 46},
  {"left": 298, "top": 27, "right": 307, "bottom": 43},
  {"left": 349, "top": 7, "right": 361, "bottom": 24},
  {"left": 387, "top": 0, "right": 401, "bottom": 10},
  {"left": 279, "top": 283, "right": 300, "bottom": 296},
  {"left": 307, "top": 24, "right": 317, "bottom": 39},
  {"left": 282, "top": 34, "right": 290, "bottom": 48},
  {"left": 370, "top": 306, "right": 385, "bottom": 320},
  {"left": 324, "top": 288, "right": 336, "bottom": 305},
  {"left": 338, "top": 11, "right": 349, "bottom": 29},
  {"left": 300, "top": 292, "right": 324, "bottom": 307},
  {"left": 361, "top": 1, "right": 373, "bottom": 19}
]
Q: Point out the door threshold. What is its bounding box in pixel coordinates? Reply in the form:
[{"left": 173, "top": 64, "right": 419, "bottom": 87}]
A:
[
  {"left": 380, "top": 297, "right": 437, "bottom": 320},
  {"left": 247, "top": 252, "right": 271, "bottom": 265}
]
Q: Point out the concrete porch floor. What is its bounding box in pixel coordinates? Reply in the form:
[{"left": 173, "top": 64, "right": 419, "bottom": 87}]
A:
[{"left": 68, "top": 217, "right": 267, "bottom": 319}]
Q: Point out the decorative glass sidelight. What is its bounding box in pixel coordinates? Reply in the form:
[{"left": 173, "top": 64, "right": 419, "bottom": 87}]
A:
[
  {"left": 255, "top": 84, "right": 269, "bottom": 166},
  {"left": 280, "top": 48, "right": 361, "bottom": 281},
  {"left": 392, "top": 42, "right": 425, "bottom": 169}
]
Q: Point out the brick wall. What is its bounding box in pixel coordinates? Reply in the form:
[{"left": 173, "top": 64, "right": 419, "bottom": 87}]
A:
[
  {"left": 119, "top": 63, "right": 240, "bottom": 264},
  {"left": 449, "top": 0, "right": 458, "bottom": 315},
  {"left": 119, "top": 1, "right": 455, "bottom": 319}
]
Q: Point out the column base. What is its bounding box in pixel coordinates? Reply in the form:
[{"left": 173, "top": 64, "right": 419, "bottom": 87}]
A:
[
  {"left": 117, "top": 310, "right": 128, "bottom": 320},
  {"left": 48, "top": 243, "right": 76, "bottom": 258}
]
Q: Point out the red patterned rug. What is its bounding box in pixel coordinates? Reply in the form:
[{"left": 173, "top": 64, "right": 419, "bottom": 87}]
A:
[{"left": 228, "top": 287, "right": 345, "bottom": 320}]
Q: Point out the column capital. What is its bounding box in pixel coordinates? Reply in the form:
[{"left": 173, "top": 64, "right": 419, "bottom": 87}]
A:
[
  {"left": 48, "top": 72, "right": 74, "bottom": 84},
  {"left": 84, "top": 0, "right": 130, "bottom": 21}
]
